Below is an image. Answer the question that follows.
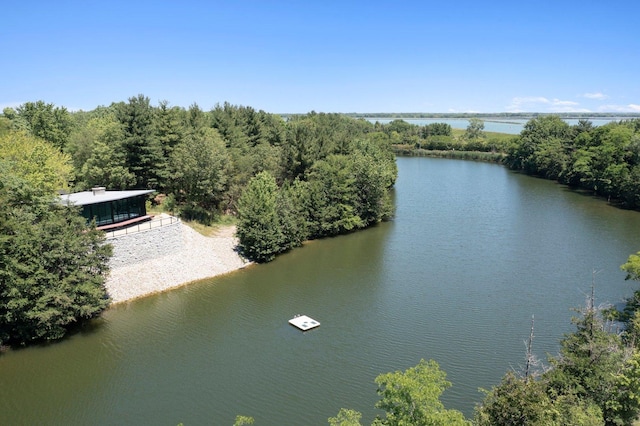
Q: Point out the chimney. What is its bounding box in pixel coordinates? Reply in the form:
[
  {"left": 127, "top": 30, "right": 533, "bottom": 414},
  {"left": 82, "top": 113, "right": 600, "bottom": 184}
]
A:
[{"left": 92, "top": 186, "right": 106, "bottom": 196}]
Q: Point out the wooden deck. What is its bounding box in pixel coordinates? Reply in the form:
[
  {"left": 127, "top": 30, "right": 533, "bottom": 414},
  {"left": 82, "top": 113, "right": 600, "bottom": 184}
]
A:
[{"left": 97, "top": 215, "right": 153, "bottom": 231}]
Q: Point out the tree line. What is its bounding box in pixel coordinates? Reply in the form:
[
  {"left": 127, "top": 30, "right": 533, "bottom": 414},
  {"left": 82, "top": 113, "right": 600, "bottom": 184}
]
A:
[
  {"left": 505, "top": 115, "right": 640, "bottom": 209},
  {"left": 374, "top": 117, "right": 513, "bottom": 160}
]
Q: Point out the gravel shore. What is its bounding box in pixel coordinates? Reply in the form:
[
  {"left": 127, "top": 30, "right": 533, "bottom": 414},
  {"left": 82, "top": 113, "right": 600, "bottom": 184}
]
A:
[{"left": 105, "top": 223, "right": 250, "bottom": 304}]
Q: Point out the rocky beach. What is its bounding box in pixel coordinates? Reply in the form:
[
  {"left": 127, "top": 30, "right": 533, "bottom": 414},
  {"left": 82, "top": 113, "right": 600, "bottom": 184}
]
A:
[{"left": 104, "top": 221, "right": 250, "bottom": 304}]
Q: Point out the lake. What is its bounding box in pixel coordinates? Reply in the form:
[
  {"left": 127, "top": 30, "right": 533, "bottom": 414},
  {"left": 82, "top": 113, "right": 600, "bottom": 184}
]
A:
[
  {"left": 2, "top": 157, "right": 640, "bottom": 425},
  {"left": 369, "top": 117, "right": 625, "bottom": 134}
]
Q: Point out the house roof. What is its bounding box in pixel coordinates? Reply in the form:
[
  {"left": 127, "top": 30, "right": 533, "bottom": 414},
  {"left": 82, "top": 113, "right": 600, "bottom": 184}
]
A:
[{"left": 61, "top": 189, "right": 155, "bottom": 206}]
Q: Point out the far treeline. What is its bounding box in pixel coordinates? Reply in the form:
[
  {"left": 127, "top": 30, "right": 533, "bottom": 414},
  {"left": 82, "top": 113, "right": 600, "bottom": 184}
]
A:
[
  {"left": 346, "top": 112, "right": 640, "bottom": 120},
  {"left": 377, "top": 115, "right": 640, "bottom": 210}
]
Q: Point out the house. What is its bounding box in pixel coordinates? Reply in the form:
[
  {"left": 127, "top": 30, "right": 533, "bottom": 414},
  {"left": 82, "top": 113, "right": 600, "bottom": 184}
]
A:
[{"left": 61, "top": 187, "right": 155, "bottom": 230}]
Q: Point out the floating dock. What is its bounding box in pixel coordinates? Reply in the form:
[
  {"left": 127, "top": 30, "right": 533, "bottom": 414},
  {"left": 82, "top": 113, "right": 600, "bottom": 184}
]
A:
[{"left": 289, "top": 315, "right": 320, "bottom": 331}]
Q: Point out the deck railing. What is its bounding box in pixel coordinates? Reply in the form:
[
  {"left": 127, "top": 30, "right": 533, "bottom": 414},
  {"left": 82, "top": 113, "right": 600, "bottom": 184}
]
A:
[{"left": 104, "top": 215, "right": 180, "bottom": 238}]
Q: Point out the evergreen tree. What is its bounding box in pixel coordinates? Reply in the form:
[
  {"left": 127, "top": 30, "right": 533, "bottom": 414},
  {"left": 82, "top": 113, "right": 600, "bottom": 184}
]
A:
[
  {"left": 0, "top": 167, "right": 111, "bottom": 346},
  {"left": 306, "top": 155, "right": 363, "bottom": 238},
  {"left": 236, "top": 171, "right": 285, "bottom": 263},
  {"left": 116, "top": 94, "right": 165, "bottom": 189}
]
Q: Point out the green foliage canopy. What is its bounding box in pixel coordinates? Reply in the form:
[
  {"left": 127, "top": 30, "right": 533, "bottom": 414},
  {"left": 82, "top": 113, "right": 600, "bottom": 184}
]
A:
[
  {"left": 506, "top": 116, "right": 640, "bottom": 208},
  {"left": 373, "top": 359, "right": 469, "bottom": 426},
  {"left": 0, "top": 167, "right": 111, "bottom": 346},
  {"left": 0, "top": 130, "right": 73, "bottom": 193}
]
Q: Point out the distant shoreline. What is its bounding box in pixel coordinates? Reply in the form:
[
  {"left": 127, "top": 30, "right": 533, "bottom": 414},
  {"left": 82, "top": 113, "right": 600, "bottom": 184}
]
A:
[{"left": 342, "top": 112, "right": 640, "bottom": 120}]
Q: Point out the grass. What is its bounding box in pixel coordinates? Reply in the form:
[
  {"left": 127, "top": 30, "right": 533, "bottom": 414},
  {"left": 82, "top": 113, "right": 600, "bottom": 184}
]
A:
[
  {"left": 182, "top": 215, "right": 237, "bottom": 237},
  {"left": 147, "top": 200, "right": 237, "bottom": 237}
]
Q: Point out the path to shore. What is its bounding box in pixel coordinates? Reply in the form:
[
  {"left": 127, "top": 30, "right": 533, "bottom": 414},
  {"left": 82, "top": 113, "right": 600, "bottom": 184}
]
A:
[{"left": 105, "top": 224, "right": 251, "bottom": 305}]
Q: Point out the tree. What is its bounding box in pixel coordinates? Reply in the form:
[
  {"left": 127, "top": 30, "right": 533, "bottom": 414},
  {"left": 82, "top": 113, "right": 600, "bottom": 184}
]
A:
[
  {"left": 464, "top": 118, "right": 485, "bottom": 140},
  {"left": 79, "top": 140, "right": 136, "bottom": 190},
  {"left": 0, "top": 130, "right": 73, "bottom": 193},
  {"left": 619, "top": 253, "right": 640, "bottom": 342},
  {"left": 167, "top": 127, "right": 229, "bottom": 222},
  {"left": 155, "top": 100, "right": 186, "bottom": 160},
  {"left": 0, "top": 168, "right": 111, "bottom": 346},
  {"left": 116, "top": 94, "right": 165, "bottom": 189},
  {"left": 236, "top": 171, "right": 286, "bottom": 263},
  {"left": 351, "top": 139, "right": 397, "bottom": 225},
  {"left": 506, "top": 115, "right": 572, "bottom": 174},
  {"left": 546, "top": 290, "right": 640, "bottom": 426},
  {"left": 14, "top": 101, "right": 73, "bottom": 149},
  {"left": 474, "top": 371, "right": 604, "bottom": 426},
  {"left": 372, "top": 359, "right": 469, "bottom": 426},
  {"left": 306, "top": 155, "right": 363, "bottom": 238},
  {"left": 328, "top": 408, "right": 363, "bottom": 426},
  {"left": 622, "top": 250, "right": 640, "bottom": 284},
  {"left": 233, "top": 415, "right": 255, "bottom": 426},
  {"left": 277, "top": 178, "right": 310, "bottom": 250}
]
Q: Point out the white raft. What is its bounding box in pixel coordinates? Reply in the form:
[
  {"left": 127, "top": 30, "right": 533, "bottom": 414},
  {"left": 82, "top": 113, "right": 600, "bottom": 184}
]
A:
[{"left": 289, "top": 314, "right": 320, "bottom": 331}]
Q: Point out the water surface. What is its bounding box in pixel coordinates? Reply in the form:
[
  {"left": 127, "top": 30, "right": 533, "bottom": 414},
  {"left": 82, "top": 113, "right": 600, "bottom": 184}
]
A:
[{"left": 2, "top": 157, "right": 640, "bottom": 425}]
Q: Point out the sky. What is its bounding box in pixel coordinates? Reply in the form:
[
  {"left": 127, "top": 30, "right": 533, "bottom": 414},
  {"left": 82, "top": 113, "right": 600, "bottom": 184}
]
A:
[{"left": 2, "top": 0, "right": 639, "bottom": 114}]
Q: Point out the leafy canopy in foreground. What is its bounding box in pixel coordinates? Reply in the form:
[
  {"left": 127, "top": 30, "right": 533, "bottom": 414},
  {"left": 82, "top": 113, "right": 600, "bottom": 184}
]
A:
[
  {"left": 373, "top": 359, "right": 469, "bottom": 426},
  {"left": 0, "top": 133, "right": 111, "bottom": 346}
]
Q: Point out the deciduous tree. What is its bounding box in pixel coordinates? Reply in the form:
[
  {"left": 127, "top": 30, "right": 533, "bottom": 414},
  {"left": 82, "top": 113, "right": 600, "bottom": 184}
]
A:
[{"left": 373, "top": 359, "right": 469, "bottom": 426}]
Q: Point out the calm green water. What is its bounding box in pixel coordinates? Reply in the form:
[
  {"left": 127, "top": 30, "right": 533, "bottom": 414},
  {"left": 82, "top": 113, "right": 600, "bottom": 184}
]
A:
[{"left": 3, "top": 157, "right": 640, "bottom": 425}]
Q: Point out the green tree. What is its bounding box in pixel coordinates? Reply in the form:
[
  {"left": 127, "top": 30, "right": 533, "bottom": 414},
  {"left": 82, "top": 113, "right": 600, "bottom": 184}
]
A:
[
  {"left": 236, "top": 171, "right": 285, "bottom": 263},
  {"left": 116, "top": 94, "right": 165, "bottom": 189},
  {"left": 352, "top": 139, "right": 397, "bottom": 224},
  {"left": 506, "top": 115, "right": 572, "bottom": 175},
  {"left": 372, "top": 359, "right": 469, "bottom": 426},
  {"left": 66, "top": 107, "right": 124, "bottom": 178},
  {"left": 0, "top": 170, "right": 111, "bottom": 346},
  {"left": 328, "top": 408, "right": 363, "bottom": 426},
  {"left": 622, "top": 251, "right": 640, "bottom": 285},
  {"left": 155, "top": 100, "right": 186, "bottom": 160},
  {"left": 306, "top": 155, "right": 363, "bottom": 238},
  {"left": 14, "top": 101, "right": 73, "bottom": 149},
  {"left": 168, "top": 127, "right": 229, "bottom": 222},
  {"left": 79, "top": 140, "right": 136, "bottom": 190},
  {"left": 474, "top": 371, "right": 604, "bottom": 426},
  {"left": 0, "top": 130, "right": 73, "bottom": 193},
  {"left": 546, "top": 294, "right": 639, "bottom": 426},
  {"left": 464, "top": 118, "right": 485, "bottom": 140},
  {"left": 233, "top": 415, "right": 255, "bottom": 426},
  {"left": 277, "top": 178, "right": 310, "bottom": 250}
]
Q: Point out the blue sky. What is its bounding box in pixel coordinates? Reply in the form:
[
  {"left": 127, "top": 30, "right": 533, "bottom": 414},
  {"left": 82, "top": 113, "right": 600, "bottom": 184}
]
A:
[{"left": 2, "top": 1, "right": 639, "bottom": 113}]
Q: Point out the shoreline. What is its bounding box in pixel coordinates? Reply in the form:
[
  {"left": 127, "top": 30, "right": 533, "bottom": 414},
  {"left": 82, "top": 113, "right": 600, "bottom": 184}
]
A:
[{"left": 104, "top": 223, "right": 251, "bottom": 305}]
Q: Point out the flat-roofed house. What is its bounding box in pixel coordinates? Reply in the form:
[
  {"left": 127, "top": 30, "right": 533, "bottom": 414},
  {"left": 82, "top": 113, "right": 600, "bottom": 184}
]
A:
[{"left": 61, "top": 187, "right": 154, "bottom": 230}]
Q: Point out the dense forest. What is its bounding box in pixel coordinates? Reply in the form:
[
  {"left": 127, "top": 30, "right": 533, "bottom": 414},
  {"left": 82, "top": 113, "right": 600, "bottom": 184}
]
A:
[{"left": 0, "top": 97, "right": 398, "bottom": 344}]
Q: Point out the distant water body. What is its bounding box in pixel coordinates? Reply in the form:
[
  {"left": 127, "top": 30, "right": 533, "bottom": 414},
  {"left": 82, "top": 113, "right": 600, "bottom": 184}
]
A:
[{"left": 369, "top": 118, "right": 626, "bottom": 135}]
